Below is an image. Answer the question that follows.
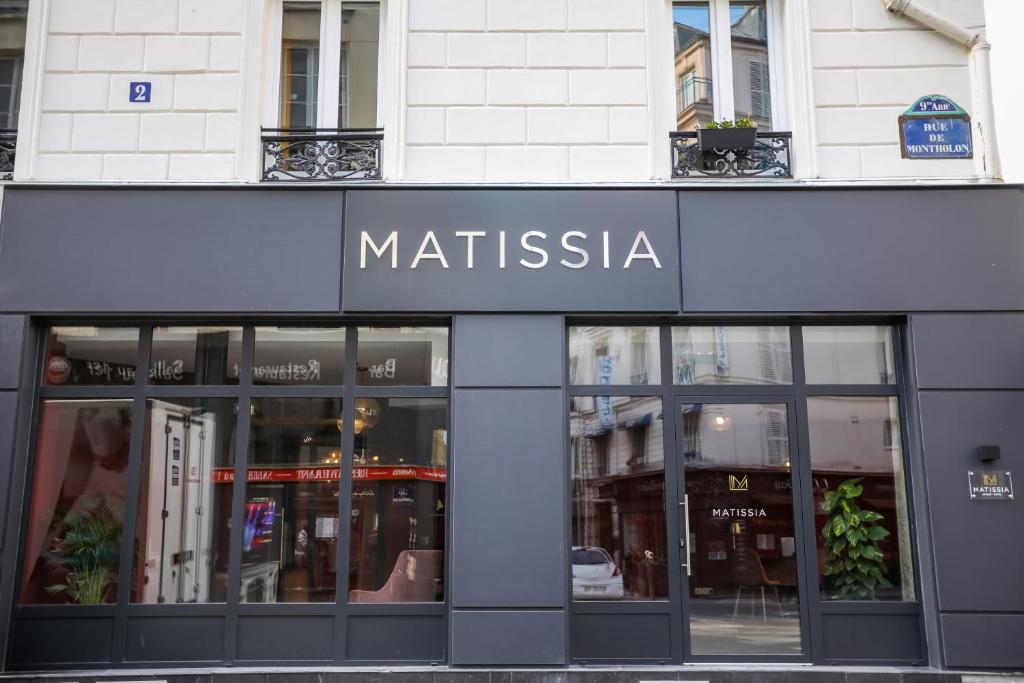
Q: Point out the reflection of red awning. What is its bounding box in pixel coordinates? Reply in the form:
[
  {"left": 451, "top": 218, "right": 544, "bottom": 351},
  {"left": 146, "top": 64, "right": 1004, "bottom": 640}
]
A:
[{"left": 212, "top": 465, "right": 447, "bottom": 484}]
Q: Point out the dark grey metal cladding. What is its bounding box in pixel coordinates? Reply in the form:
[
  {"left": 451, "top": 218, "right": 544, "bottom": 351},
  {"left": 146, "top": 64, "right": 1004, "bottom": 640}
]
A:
[
  {"left": 0, "top": 317, "right": 25, "bottom": 389},
  {"left": 451, "top": 389, "right": 566, "bottom": 608},
  {"left": 917, "top": 390, "right": 1024, "bottom": 613},
  {"left": 940, "top": 613, "right": 1024, "bottom": 668},
  {"left": 342, "top": 190, "right": 680, "bottom": 312},
  {"left": 570, "top": 613, "right": 673, "bottom": 662},
  {"left": 0, "top": 188, "right": 344, "bottom": 313},
  {"left": 450, "top": 610, "right": 566, "bottom": 665},
  {"left": 0, "top": 393, "right": 17, "bottom": 552},
  {"left": 346, "top": 615, "right": 445, "bottom": 662},
  {"left": 679, "top": 187, "right": 1024, "bottom": 312},
  {"left": 453, "top": 316, "right": 563, "bottom": 387},
  {"left": 911, "top": 314, "right": 1024, "bottom": 388},
  {"left": 235, "top": 615, "right": 335, "bottom": 662},
  {"left": 818, "top": 613, "right": 924, "bottom": 663},
  {"left": 124, "top": 616, "right": 225, "bottom": 662},
  {"left": 8, "top": 616, "right": 114, "bottom": 666}
]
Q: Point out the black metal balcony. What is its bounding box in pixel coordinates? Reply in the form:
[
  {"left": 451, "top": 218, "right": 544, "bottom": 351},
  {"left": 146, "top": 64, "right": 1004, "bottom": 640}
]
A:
[
  {"left": 0, "top": 129, "right": 16, "bottom": 180},
  {"left": 261, "top": 128, "right": 382, "bottom": 181},
  {"left": 670, "top": 130, "right": 792, "bottom": 179}
]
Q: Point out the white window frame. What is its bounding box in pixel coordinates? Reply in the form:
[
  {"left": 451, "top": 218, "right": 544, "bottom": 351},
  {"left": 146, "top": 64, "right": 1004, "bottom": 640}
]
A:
[
  {"left": 265, "top": 0, "right": 387, "bottom": 130},
  {"left": 683, "top": 0, "right": 786, "bottom": 127},
  {"left": 649, "top": 0, "right": 796, "bottom": 180}
]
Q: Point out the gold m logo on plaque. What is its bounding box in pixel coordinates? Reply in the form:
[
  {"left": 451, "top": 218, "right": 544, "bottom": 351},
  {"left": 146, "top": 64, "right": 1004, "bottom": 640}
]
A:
[
  {"left": 728, "top": 475, "right": 749, "bottom": 491},
  {"left": 983, "top": 473, "right": 999, "bottom": 486}
]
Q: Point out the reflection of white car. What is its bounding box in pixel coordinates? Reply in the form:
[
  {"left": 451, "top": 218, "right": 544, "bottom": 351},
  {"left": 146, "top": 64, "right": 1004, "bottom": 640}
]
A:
[{"left": 572, "top": 546, "right": 624, "bottom": 599}]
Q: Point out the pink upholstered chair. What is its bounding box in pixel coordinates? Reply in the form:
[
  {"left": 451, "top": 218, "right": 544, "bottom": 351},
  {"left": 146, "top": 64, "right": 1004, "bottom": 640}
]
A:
[{"left": 348, "top": 549, "right": 442, "bottom": 603}]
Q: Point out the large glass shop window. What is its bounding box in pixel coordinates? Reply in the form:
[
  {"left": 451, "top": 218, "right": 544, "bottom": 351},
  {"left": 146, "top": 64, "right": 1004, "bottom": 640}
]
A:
[
  {"left": 132, "top": 398, "right": 237, "bottom": 603},
  {"left": 243, "top": 397, "right": 344, "bottom": 603},
  {"left": 21, "top": 400, "right": 134, "bottom": 604},
  {"left": 20, "top": 325, "right": 449, "bottom": 609},
  {"left": 570, "top": 395, "right": 669, "bottom": 601},
  {"left": 566, "top": 323, "right": 917, "bottom": 658},
  {"left": 804, "top": 326, "right": 914, "bottom": 601},
  {"left": 348, "top": 397, "right": 447, "bottom": 603}
]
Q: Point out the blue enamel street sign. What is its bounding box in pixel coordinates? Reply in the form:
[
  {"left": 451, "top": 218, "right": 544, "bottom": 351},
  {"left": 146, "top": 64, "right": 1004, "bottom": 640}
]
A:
[{"left": 899, "top": 94, "right": 972, "bottom": 159}]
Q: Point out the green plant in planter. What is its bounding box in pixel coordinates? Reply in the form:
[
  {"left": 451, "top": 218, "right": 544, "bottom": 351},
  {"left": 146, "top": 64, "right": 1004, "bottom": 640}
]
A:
[
  {"left": 44, "top": 496, "right": 122, "bottom": 604},
  {"left": 702, "top": 118, "right": 756, "bottom": 129},
  {"left": 821, "top": 478, "right": 893, "bottom": 600}
]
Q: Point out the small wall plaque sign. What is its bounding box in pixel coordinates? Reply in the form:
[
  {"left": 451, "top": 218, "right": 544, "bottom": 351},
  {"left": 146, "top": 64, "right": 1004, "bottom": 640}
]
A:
[
  {"left": 968, "top": 470, "right": 1014, "bottom": 501},
  {"left": 130, "top": 81, "right": 151, "bottom": 103},
  {"left": 899, "top": 94, "right": 972, "bottom": 159}
]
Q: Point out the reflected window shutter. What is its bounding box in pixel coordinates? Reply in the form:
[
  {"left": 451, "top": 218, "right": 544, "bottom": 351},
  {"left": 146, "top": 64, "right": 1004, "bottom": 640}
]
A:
[{"left": 749, "top": 61, "right": 770, "bottom": 120}]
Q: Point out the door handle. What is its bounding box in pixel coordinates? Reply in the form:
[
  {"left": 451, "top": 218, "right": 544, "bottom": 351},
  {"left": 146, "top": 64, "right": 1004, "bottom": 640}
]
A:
[{"left": 679, "top": 494, "right": 692, "bottom": 577}]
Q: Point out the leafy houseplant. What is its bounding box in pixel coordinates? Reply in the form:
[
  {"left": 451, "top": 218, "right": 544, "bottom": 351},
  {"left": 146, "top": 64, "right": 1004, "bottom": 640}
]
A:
[
  {"left": 821, "top": 478, "right": 893, "bottom": 600},
  {"left": 697, "top": 117, "right": 758, "bottom": 152},
  {"left": 45, "top": 496, "right": 122, "bottom": 604}
]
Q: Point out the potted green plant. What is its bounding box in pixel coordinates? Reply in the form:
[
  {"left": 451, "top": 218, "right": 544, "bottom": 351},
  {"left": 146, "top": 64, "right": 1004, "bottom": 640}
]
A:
[
  {"left": 820, "top": 478, "right": 893, "bottom": 600},
  {"left": 44, "top": 496, "right": 122, "bottom": 604},
  {"left": 697, "top": 118, "right": 758, "bottom": 153}
]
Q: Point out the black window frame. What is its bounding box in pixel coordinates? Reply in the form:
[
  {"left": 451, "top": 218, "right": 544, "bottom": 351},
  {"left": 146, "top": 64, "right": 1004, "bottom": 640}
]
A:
[
  {"left": 8, "top": 319, "right": 451, "bottom": 668},
  {"left": 566, "top": 319, "right": 923, "bottom": 666}
]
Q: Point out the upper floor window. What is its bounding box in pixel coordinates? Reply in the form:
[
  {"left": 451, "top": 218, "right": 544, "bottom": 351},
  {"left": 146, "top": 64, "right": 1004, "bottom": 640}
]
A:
[
  {"left": 672, "top": 0, "right": 780, "bottom": 132},
  {"left": 0, "top": 1, "right": 26, "bottom": 130},
  {"left": 278, "top": 0, "right": 381, "bottom": 130}
]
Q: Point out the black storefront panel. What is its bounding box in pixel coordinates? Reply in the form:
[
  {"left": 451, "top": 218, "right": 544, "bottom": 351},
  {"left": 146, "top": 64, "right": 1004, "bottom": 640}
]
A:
[
  {"left": 0, "top": 189, "right": 344, "bottom": 313},
  {"left": 0, "top": 187, "right": 1022, "bottom": 671},
  {"left": 679, "top": 188, "right": 1024, "bottom": 313}
]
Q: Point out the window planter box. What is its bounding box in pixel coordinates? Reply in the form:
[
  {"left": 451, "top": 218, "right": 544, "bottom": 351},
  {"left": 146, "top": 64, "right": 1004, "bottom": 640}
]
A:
[{"left": 696, "top": 126, "right": 758, "bottom": 153}]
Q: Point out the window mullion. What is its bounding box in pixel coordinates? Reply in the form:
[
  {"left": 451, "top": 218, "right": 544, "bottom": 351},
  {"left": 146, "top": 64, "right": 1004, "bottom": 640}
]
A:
[
  {"left": 319, "top": 0, "right": 343, "bottom": 128},
  {"left": 712, "top": 0, "right": 735, "bottom": 121},
  {"left": 765, "top": 0, "right": 786, "bottom": 129}
]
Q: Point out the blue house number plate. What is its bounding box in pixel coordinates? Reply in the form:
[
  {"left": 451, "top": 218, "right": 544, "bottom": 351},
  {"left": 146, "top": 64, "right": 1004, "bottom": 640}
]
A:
[{"left": 130, "top": 81, "right": 151, "bottom": 103}]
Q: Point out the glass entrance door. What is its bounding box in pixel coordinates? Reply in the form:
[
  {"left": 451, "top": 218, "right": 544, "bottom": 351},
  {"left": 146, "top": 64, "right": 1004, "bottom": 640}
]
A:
[{"left": 676, "top": 400, "right": 809, "bottom": 658}]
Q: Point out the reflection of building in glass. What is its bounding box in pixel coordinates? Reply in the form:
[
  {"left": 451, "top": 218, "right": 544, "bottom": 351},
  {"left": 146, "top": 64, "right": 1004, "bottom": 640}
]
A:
[
  {"left": 571, "top": 396, "right": 668, "bottom": 601},
  {"left": 673, "top": 1, "right": 772, "bottom": 131},
  {"left": 569, "top": 326, "right": 659, "bottom": 386},
  {"left": 674, "top": 17, "right": 714, "bottom": 131},
  {"left": 673, "top": 326, "right": 791, "bottom": 385},
  {"left": 730, "top": 2, "right": 772, "bottom": 129}
]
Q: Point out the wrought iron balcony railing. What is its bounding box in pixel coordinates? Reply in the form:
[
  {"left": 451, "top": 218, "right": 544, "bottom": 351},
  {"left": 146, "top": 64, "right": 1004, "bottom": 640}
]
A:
[
  {"left": 670, "top": 130, "right": 792, "bottom": 179},
  {"left": 261, "top": 128, "right": 382, "bottom": 181},
  {"left": 0, "top": 129, "right": 16, "bottom": 180}
]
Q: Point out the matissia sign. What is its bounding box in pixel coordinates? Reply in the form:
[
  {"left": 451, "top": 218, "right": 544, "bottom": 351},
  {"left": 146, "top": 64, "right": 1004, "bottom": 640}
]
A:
[
  {"left": 359, "top": 229, "right": 662, "bottom": 271},
  {"left": 343, "top": 190, "right": 680, "bottom": 312}
]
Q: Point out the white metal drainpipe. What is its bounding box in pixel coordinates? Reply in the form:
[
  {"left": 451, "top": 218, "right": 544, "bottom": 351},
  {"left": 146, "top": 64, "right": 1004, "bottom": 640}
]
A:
[{"left": 882, "top": 0, "right": 1002, "bottom": 181}]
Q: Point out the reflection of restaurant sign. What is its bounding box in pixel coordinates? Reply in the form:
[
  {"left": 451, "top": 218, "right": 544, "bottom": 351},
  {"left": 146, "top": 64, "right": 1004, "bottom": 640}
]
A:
[
  {"left": 236, "top": 360, "right": 321, "bottom": 383},
  {"left": 392, "top": 485, "right": 414, "bottom": 504},
  {"left": 711, "top": 507, "right": 767, "bottom": 518},
  {"left": 212, "top": 465, "right": 447, "bottom": 484},
  {"left": 358, "top": 341, "right": 439, "bottom": 386},
  {"left": 48, "top": 356, "right": 192, "bottom": 385},
  {"left": 46, "top": 356, "right": 71, "bottom": 383},
  {"left": 150, "top": 360, "right": 185, "bottom": 382},
  {"left": 968, "top": 471, "right": 1014, "bottom": 501},
  {"left": 728, "top": 475, "right": 748, "bottom": 491}
]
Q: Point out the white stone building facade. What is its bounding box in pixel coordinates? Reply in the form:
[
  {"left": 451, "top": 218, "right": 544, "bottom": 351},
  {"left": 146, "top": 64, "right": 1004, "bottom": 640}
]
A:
[{"left": 3, "top": 0, "right": 1001, "bottom": 183}]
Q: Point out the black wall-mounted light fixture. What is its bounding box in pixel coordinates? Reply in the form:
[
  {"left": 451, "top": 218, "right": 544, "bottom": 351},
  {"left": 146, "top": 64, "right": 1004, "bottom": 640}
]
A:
[{"left": 978, "top": 444, "right": 1001, "bottom": 463}]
